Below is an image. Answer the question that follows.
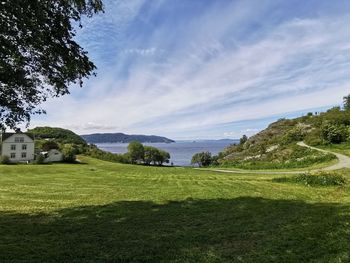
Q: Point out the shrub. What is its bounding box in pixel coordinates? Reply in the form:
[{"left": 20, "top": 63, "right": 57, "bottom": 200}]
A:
[
  {"left": 41, "top": 140, "right": 60, "bottom": 151},
  {"left": 35, "top": 154, "right": 45, "bottom": 164},
  {"left": 239, "top": 135, "right": 248, "bottom": 145},
  {"left": 321, "top": 124, "right": 349, "bottom": 144},
  {"left": 282, "top": 126, "right": 307, "bottom": 144},
  {"left": 0, "top": 155, "right": 10, "bottom": 164},
  {"left": 191, "top": 152, "right": 212, "bottom": 167},
  {"left": 304, "top": 129, "right": 324, "bottom": 146},
  {"left": 273, "top": 171, "right": 346, "bottom": 187},
  {"left": 62, "top": 144, "right": 77, "bottom": 163}
]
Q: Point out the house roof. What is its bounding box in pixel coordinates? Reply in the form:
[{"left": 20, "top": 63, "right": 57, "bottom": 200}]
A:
[{"left": 0, "top": 132, "right": 35, "bottom": 142}]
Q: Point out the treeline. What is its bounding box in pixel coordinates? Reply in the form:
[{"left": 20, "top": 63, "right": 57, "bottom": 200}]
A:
[
  {"left": 191, "top": 151, "right": 220, "bottom": 167},
  {"left": 85, "top": 141, "right": 171, "bottom": 166},
  {"left": 35, "top": 139, "right": 86, "bottom": 163},
  {"left": 29, "top": 126, "right": 87, "bottom": 145},
  {"left": 283, "top": 95, "right": 350, "bottom": 146}
]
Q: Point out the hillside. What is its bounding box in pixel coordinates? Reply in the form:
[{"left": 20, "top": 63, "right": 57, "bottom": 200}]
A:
[
  {"left": 28, "top": 126, "right": 86, "bottom": 145},
  {"left": 219, "top": 106, "right": 350, "bottom": 169},
  {"left": 81, "top": 133, "right": 175, "bottom": 143}
]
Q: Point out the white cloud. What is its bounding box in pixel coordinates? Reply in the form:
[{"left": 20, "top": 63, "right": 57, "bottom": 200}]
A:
[{"left": 30, "top": 2, "right": 350, "bottom": 138}]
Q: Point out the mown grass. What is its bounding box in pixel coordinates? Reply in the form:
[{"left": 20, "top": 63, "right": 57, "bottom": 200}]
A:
[{"left": 1, "top": 156, "right": 350, "bottom": 262}]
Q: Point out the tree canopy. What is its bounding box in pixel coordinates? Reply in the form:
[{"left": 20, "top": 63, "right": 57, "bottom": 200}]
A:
[
  {"left": 28, "top": 126, "right": 87, "bottom": 145},
  {"left": 191, "top": 151, "right": 213, "bottom": 167},
  {"left": 0, "top": 0, "right": 103, "bottom": 129},
  {"left": 343, "top": 94, "right": 350, "bottom": 111},
  {"left": 127, "top": 141, "right": 145, "bottom": 164}
]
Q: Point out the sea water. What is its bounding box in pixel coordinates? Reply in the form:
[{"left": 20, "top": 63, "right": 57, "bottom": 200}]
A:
[{"left": 96, "top": 140, "right": 238, "bottom": 166}]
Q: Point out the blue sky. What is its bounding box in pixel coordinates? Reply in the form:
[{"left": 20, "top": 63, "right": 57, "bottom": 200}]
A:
[{"left": 31, "top": 0, "right": 350, "bottom": 139}]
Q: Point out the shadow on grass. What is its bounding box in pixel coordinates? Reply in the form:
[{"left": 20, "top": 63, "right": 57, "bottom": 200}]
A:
[{"left": 1, "top": 197, "right": 349, "bottom": 262}]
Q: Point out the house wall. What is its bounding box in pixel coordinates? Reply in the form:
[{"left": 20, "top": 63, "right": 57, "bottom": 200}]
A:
[
  {"left": 44, "top": 150, "right": 63, "bottom": 163},
  {"left": 1, "top": 134, "right": 35, "bottom": 162}
]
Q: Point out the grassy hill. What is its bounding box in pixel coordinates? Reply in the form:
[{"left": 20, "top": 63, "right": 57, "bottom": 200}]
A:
[
  {"left": 28, "top": 126, "right": 87, "bottom": 145},
  {"left": 0, "top": 157, "right": 350, "bottom": 262},
  {"left": 219, "top": 106, "right": 350, "bottom": 169}
]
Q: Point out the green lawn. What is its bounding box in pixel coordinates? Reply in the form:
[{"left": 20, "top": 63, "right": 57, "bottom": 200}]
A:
[{"left": 1, "top": 156, "right": 350, "bottom": 262}]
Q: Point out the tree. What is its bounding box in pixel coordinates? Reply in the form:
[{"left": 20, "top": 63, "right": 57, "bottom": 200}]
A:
[
  {"left": 41, "top": 140, "right": 60, "bottom": 151},
  {"left": 62, "top": 144, "right": 78, "bottom": 163},
  {"left": 0, "top": 0, "right": 104, "bottom": 129},
  {"left": 191, "top": 152, "right": 212, "bottom": 167},
  {"left": 127, "top": 141, "right": 144, "bottom": 164},
  {"left": 343, "top": 94, "right": 350, "bottom": 111},
  {"left": 156, "top": 150, "right": 170, "bottom": 166},
  {"left": 240, "top": 135, "right": 248, "bottom": 145},
  {"left": 321, "top": 124, "right": 348, "bottom": 144},
  {"left": 144, "top": 146, "right": 159, "bottom": 165}
]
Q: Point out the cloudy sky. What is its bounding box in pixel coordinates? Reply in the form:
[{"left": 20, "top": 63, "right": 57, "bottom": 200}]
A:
[{"left": 31, "top": 0, "right": 350, "bottom": 139}]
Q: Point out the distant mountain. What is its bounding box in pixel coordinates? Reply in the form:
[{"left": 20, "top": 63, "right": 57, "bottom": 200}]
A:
[
  {"left": 81, "top": 133, "right": 175, "bottom": 144},
  {"left": 179, "top": 139, "right": 239, "bottom": 143}
]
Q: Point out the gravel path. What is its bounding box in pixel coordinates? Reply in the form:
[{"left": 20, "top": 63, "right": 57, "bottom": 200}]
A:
[
  {"left": 297, "top": 142, "right": 350, "bottom": 170},
  {"left": 196, "top": 142, "right": 350, "bottom": 174}
]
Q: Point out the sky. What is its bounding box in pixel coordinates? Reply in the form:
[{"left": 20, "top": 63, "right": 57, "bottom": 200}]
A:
[{"left": 30, "top": 0, "right": 350, "bottom": 140}]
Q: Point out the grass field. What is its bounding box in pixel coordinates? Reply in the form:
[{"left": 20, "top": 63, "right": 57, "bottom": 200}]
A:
[{"left": 1, "top": 156, "right": 350, "bottom": 262}]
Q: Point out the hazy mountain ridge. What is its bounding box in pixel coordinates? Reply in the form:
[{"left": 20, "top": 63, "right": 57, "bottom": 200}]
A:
[{"left": 81, "top": 133, "right": 175, "bottom": 143}]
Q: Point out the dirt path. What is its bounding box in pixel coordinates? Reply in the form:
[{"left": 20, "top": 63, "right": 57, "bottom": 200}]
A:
[
  {"left": 196, "top": 142, "right": 350, "bottom": 175},
  {"left": 297, "top": 142, "right": 350, "bottom": 170}
]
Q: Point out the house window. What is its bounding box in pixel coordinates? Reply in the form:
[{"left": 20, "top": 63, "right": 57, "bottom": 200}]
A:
[
  {"left": 11, "top": 145, "right": 16, "bottom": 150},
  {"left": 10, "top": 153, "right": 16, "bottom": 159},
  {"left": 15, "top": 137, "right": 24, "bottom": 143},
  {"left": 22, "top": 144, "right": 27, "bottom": 150},
  {"left": 21, "top": 152, "right": 27, "bottom": 158}
]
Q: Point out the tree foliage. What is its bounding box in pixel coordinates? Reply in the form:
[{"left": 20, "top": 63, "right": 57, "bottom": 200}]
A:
[
  {"left": 321, "top": 124, "right": 349, "bottom": 144},
  {"left": 62, "top": 144, "right": 78, "bottom": 163},
  {"left": 191, "top": 151, "right": 212, "bottom": 167},
  {"left": 240, "top": 135, "right": 248, "bottom": 145},
  {"left": 0, "top": 0, "right": 104, "bottom": 128},
  {"left": 41, "top": 140, "right": 60, "bottom": 151},
  {"left": 28, "top": 126, "right": 86, "bottom": 145},
  {"left": 127, "top": 141, "right": 145, "bottom": 164},
  {"left": 343, "top": 94, "right": 350, "bottom": 111},
  {"left": 144, "top": 146, "right": 160, "bottom": 165}
]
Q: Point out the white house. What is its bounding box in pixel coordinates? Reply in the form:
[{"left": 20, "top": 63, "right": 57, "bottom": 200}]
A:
[
  {"left": 0, "top": 132, "right": 35, "bottom": 163},
  {"left": 41, "top": 149, "right": 63, "bottom": 163}
]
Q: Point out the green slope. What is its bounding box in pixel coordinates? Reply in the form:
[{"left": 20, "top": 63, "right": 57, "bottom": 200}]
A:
[
  {"left": 219, "top": 107, "right": 350, "bottom": 169},
  {"left": 28, "top": 126, "right": 87, "bottom": 145}
]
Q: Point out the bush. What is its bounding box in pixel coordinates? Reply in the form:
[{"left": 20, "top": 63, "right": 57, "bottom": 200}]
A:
[
  {"left": 41, "top": 140, "right": 60, "bottom": 151},
  {"left": 62, "top": 144, "right": 77, "bottom": 163},
  {"left": 304, "top": 129, "right": 325, "bottom": 146},
  {"left": 273, "top": 171, "right": 346, "bottom": 187},
  {"left": 35, "top": 154, "right": 45, "bottom": 164},
  {"left": 282, "top": 126, "right": 307, "bottom": 144},
  {"left": 191, "top": 152, "right": 212, "bottom": 167},
  {"left": 321, "top": 124, "right": 349, "bottom": 144},
  {"left": 0, "top": 155, "right": 10, "bottom": 164}
]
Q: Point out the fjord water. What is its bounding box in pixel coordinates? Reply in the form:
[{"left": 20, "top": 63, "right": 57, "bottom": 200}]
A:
[{"left": 96, "top": 140, "right": 238, "bottom": 166}]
